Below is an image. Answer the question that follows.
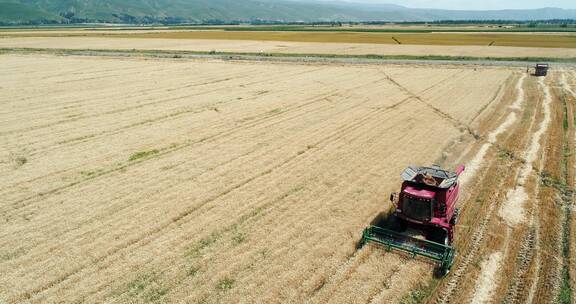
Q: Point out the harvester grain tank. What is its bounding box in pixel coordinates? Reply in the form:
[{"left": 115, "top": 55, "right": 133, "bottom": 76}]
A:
[
  {"left": 361, "top": 165, "right": 465, "bottom": 276},
  {"left": 534, "top": 63, "right": 549, "bottom": 77}
]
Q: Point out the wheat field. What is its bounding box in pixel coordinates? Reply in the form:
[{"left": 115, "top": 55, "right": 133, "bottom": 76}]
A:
[{"left": 0, "top": 54, "right": 516, "bottom": 303}]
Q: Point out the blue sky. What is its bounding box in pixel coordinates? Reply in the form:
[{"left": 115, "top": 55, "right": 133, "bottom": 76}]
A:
[{"left": 318, "top": 0, "right": 576, "bottom": 10}]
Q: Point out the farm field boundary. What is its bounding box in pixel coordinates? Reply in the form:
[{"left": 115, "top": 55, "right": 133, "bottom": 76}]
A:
[{"left": 2, "top": 47, "right": 576, "bottom": 66}]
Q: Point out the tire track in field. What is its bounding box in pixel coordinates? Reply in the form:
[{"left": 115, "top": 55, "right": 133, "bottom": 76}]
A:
[
  {"left": 2, "top": 59, "right": 254, "bottom": 107},
  {"left": 0, "top": 68, "right": 328, "bottom": 197},
  {"left": 434, "top": 73, "right": 532, "bottom": 304},
  {"left": 2, "top": 63, "right": 320, "bottom": 133},
  {"left": 435, "top": 195, "right": 500, "bottom": 304},
  {"left": 138, "top": 114, "right": 407, "bottom": 303},
  {"left": 291, "top": 68, "right": 473, "bottom": 302},
  {"left": 503, "top": 74, "right": 551, "bottom": 303},
  {"left": 33, "top": 84, "right": 436, "bottom": 301},
  {"left": 498, "top": 76, "right": 554, "bottom": 304},
  {"left": 31, "top": 64, "right": 345, "bottom": 151},
  {"left": 1, "top": 71, "right": 386, "bottom": 214},
  {"left": 0, "top": 75, "right": 395, "bottom": 251},
  {"left": 379, "top": 69, "right": 481, "bottom": 138},
  {"left": 22, "top": 77, "right": 278, "bottom": 153},
  {"left": 0, "top": 63, "right": 152, "bottom": 104},
  {"left": 1, "top": 73, "right": 247, "bottom": 134},
  {"left": 155, "top": 103, "right": 439, "bottom": 304},
  {"left": 17, "top": 77, "right": 413, "bottom": 301},
  {"left": 1, "top": 70, "right": 343, "bottom": 205},
  {"left": 2, "top": 62, "right": 328, "bottom": 166},
  {"left": 0, "top": 63, "right": 181, "bottom": 115},
  {"left": 469, "top": 73, "right": 513, "bottom": 124},
  {"left": 0, "top": 65, "right": 321, "bottom": 136},
  {"left": 503, "top": 228, "right": 536, "bottom": 304}
]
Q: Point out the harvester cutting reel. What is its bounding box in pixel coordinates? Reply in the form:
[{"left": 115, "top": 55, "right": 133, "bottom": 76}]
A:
[{"left": 360, "top": 225, "right": 455, "bottom": 276}]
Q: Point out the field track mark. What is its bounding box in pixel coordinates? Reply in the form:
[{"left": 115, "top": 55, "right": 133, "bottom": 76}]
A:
[
  {"left": 153, "top": 106, "right": 442, "bottom": 303},
  {"left": 1, "top": 65, "right": 239, "bottom": 120},
  {"left": 26, "top": 73, "right": 283, "bottom": 152},
  {"left": 0, "top": 66, "right": 324, "bottom": 136},
  {"left": 1, "top": 64, "right": 153, "bottom": 104},
  {"left": 2, "top": 77, "right": 358, "bottom": 213},
  {"left": 20, "top": 150, "right": 303, "bottom": 301},
  {"left": 435, "top": 194, "right": 499, "bottom": 304},
  {"left": 303, "top": 68, "right": 489, "bottom": 303},
  {"left": 562, "top": 72, "right": 576, "bottom": 97},
  {"left": 504, "top": 74, "right": 550, "bottom": 303},
  {"left": 300, "top": 69, "right": 473, "bottom": 301},
  {"left": 503, "top": 228, "right": 536, "bottom": 304},
  {"left": 0, "top": 72, "right": 327, "bottom": 197},
  {"left": 20, "top": 84, "right": 409, "bottom": 301},
  {"left": 367, "top": 265, "right": 403, "bottom": 304},
  {"left": 29, "top": 102, "right": 391, "bottom": 301},
  {"left": 303, "top": 248, "right": 372, "bottom": 303},
  {"left": 434, "top": 73, "right": 534, "bottom": 304},
  {"left": 1, "top": 77, "right": 395, "bottom": 248},
  {"left": 378, "top": 69, "right": 475, "bottom": 136},
  {"left": 0, "top": 65, "right": 253, "bottom": 119},
  {"left": 469, "top": 73, "right": 514, "bottom": 124},
  {"left": 492, "top": 73, "right": 547, "bottom": 304}
]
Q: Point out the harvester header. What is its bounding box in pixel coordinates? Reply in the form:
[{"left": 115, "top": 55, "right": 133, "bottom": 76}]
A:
[{"left": 361, "top": 165, "right": 464, "bottom": 276}]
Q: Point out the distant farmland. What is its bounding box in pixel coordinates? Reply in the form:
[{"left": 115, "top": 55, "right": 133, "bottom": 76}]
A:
[
  {"left": 94, "top": 31, "right": 576, "bottom": 48},
  {"left": 1, "top": 29, "right": 576, "bottom": 48}
]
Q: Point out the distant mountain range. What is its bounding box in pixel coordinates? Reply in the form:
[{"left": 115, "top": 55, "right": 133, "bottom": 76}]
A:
[{"left": 0, "top": 0, "right": 575, "bottom": 25}]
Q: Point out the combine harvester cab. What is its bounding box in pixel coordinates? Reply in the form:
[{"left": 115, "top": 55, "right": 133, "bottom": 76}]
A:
[
  {"left": 361, "top": 165, "right": 465, "bottom": 276},
  {"left": 534, "top": 63, "right": 549, "bottom": 77}
]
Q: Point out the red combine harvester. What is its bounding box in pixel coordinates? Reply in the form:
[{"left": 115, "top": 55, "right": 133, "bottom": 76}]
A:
[{"left": 361, "top": 165, "right": 465, "bottom": 276}]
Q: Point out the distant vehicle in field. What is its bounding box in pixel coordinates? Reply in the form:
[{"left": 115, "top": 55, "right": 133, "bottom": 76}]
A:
[
  {"left": 534, "top": 63, "right": 549, "bottom": 77},
  {"left": 361, "top": 165, "right": 465, "bottom": 276}
]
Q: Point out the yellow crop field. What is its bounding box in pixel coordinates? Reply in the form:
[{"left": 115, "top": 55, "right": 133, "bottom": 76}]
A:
[
  {"left": 2, "top": 29, "right": 576, "bottom": 48},
  {"left": 113, "top": 31, "right": 576, "bottom": 48},
  {"left": 0, "top": 52, "right": 574, "bottom": 304}
]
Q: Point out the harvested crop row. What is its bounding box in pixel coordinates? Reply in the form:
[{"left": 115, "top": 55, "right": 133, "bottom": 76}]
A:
[
  {"left": 0, "top": 54, "right": 513, "bottom": 303},
  {"left": 429, "top": 71, "right": 574, "bottom": 304}
]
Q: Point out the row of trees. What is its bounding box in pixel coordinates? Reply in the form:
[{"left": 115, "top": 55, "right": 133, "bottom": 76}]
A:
[{"left": 1, "top": 15, "right": 575, "bottom": 27}]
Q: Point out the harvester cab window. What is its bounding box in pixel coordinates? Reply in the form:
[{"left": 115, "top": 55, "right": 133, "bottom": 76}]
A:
[{"left": 402, "top": 195, "right": 433, "bottom": 222}]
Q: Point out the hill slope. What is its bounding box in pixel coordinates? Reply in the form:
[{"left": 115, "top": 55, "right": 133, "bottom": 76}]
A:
[
  {"left": 0, "top": 2, "right": 63, "bottom": 24},
  {"left": 0, "top": 0, "right": 382, "bottom": 24},
  {"left": 1, "top": 0, "right": 575, "bottom": 25}
]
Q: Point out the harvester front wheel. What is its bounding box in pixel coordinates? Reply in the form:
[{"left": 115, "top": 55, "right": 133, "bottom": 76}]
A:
[
  {"left": 450, "top": 208, "right": 460, "bottom": 226},
  {"left": 435, "top": 264, "right": 452, "bottom": 277},
  {"left": 428, "top": 227, "right": 449, "bottom": 246}
]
